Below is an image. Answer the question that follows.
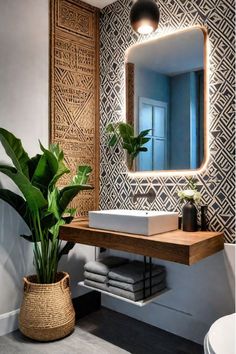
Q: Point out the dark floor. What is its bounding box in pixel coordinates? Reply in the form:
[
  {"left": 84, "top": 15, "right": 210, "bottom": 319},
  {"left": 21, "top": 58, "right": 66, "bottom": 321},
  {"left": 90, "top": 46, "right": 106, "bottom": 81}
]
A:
[{"left": 0, "top": 308, "right": 203, "bottom": 354}]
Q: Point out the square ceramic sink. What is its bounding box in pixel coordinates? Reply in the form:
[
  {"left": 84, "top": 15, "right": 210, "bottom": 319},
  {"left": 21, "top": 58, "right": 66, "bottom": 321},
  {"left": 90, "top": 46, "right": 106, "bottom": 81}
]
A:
[{"left": 89, "top": 209, "right": 179, "bottom": 236}]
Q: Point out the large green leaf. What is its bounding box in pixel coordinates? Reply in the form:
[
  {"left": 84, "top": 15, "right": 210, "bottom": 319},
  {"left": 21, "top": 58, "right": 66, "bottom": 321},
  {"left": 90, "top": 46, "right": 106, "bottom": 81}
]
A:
[
  {"left": 38, "top": 143, "right": 70, "bottom": 189},
  {"left": 0, "top": 128, "right": 30, "bottom": 177},
  {"left": 20, "top": 234, "right": 39, "bottom": 242},
  {"left": 50, "top": 163, "right": 70, "bottom": 187},
  {"left": 48, "top": 144, "right": 70, "bottom": 188},
  {"left": 140, "top": 137, "right": 150, "bottom": 145},
  {"left": 27, "top": 154, "right": 42, "bottom": 180},
  {"left": 119, "top": 123, "right": 134, "bottom": 138},
  {"left": 58, "top": 184, "right": 93, "bottom": 215},
  {"left": 122, "top": 142, "right": 133, "bottom": 154},
  {"left": 41, "top": 212, "right": 58, "bottom": 230},
  {"left": 106, "top": 123, "right": 120, "bottom": 147},
  {"left": 72, "top": 166, "right": 92, "bottom": 185},
  {"left": 119, "top": 125, "right": 134, "bottom": 153},
  {"left": 0, "top": 165, "right": 47, "bottom": 213},
  {"left": 49, "top": 143, "right": 63, "bottom": 160},
  {"left": 138, "top": 147, "right": 148, "bottom": 152},
  {"left": 31, "top": 151, "right": 58, "bottom": 196},
  {"left": 138, "top": 129, "right": 151, "bottom": 138},
  {"left": 108, "top": 134, "right": 118, "bottom": 147},
  {"left": 50, "top": 219, "right": 65, "bottom": 240},
  {"left": 0, "top": 189, "right": 30, "bottom": 227},
  {"left": 48, "top": 187, "right": 60, "bottom": 220},
  {"left": 58, "top": 242, "right": 75, "bottom": 261}
]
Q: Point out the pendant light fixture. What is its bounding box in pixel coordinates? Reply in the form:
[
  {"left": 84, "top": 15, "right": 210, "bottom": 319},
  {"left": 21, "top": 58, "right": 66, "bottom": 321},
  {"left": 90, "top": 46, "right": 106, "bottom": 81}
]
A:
[{"left": 130, "top": 0, "right": 160, "bottom": 35}]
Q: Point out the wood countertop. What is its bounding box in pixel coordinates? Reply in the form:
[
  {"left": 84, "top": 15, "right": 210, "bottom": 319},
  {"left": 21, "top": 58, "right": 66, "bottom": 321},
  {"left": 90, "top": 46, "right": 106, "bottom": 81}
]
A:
[{"left": 60, "top": 219, "right": 224, "bottom": 265}]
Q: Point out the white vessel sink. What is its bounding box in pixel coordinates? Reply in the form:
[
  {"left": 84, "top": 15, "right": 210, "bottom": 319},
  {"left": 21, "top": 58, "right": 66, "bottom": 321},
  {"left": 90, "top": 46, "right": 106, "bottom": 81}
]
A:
[{"left": 89, "top": 209, "right": 179, "bottom": 236}]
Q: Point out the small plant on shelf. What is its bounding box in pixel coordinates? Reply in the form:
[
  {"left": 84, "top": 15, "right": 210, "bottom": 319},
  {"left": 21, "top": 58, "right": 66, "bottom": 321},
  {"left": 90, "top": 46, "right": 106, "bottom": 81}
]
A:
[
  {"left": 178, "top": 177, "right": 201, "bottom": 204},
  {"left": 106, "top": 122, "right": 151, "bottom": 171}
]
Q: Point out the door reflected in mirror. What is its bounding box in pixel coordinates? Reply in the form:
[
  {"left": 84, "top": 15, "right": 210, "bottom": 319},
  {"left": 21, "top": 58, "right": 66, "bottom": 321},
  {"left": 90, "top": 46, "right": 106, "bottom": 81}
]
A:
[{"left": 125, "top": 27, "right": 207, "bottom": 172}]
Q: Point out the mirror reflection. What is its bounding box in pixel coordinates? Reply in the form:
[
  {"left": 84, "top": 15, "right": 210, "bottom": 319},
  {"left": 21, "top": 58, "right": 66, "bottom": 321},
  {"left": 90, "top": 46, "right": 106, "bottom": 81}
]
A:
[{"left": 125, "top": 27, "right": 206, "bottom": 171}]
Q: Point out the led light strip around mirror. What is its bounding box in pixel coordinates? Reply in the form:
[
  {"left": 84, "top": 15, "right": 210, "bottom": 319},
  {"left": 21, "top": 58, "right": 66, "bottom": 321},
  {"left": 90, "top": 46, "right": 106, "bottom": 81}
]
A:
[{"left": 123, "top": 26, "right": 210, "bottom": 177}]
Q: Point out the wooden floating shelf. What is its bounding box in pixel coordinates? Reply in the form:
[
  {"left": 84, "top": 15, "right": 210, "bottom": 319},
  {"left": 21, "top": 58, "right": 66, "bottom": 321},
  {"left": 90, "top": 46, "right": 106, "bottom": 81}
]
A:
[
  {"left": 78, "top": 281, "right": 170, "bottom": 307},
  {"left": 60, "top": 219, "right": 224, "bottom": 266}
]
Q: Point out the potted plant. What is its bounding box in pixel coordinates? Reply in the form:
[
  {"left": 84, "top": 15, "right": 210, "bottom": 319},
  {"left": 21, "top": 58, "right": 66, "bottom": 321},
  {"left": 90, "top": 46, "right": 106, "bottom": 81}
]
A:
[
  {"left": 178, "top": 177, "right": 201, "bottom": 232},
  {"left": 0, "top": 128, "right": 92, "bottom": 341},
  {"left": 106, "top": 122, "right": 150, "bottom": 171}
]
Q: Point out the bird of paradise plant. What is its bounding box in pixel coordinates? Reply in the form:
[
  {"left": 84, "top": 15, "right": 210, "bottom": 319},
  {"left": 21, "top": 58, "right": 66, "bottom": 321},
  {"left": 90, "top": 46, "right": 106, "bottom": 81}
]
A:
[{"left": 0, "top": 128, "right": 92, "bottom": 284}]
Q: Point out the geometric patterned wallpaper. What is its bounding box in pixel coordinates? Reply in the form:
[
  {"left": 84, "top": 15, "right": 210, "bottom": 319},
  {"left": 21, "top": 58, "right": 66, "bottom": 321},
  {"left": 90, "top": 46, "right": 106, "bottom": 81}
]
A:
[{"left": 99, "top": 0, "right": 235, "bottom": 243}]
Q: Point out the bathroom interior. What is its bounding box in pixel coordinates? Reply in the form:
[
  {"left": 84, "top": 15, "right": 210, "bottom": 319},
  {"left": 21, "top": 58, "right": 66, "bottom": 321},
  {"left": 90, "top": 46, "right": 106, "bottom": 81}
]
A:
[{"left": 0, "top": 0, "right": 235, "bottom": 353}]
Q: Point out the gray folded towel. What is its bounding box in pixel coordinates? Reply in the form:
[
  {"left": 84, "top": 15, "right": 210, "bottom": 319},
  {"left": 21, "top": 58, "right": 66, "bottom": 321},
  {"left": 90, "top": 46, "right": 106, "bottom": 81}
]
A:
[
  {"left": 108, "top": 261, "right": 165, "bottom": 284},
  {"left": 84, "top": 256, "right": 129, "bottom": 276},
  {"left": 109, "top": 281, "right": 166, "bottom": 301},
  {"left": 84, "top": 271, "right": 107, "bottom": 283},
  {"left": 108, "top": 272, "right": 165, "bottom": 292},
  {"left": 84, "top": 279, "right": 110, "bottom": 292}
]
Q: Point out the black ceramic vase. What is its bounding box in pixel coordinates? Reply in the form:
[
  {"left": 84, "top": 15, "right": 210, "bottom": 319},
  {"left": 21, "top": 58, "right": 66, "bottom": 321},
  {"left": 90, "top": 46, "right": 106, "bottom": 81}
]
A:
[{"left": 182, "top": 201, "right": 198, "bottom": 232}]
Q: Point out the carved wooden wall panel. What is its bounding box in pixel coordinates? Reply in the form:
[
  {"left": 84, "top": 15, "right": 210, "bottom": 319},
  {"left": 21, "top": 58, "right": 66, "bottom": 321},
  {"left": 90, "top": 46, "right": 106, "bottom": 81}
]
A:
[
  {"left": 125, "top": 62, "right": 134, "bottom": 125},
  {"left": 50, "top": 0, "right": 100, "bottom": 216}
]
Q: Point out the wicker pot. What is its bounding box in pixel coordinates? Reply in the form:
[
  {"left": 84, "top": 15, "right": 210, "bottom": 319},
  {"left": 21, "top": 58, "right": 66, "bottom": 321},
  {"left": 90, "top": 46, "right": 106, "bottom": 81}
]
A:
[{"left": 19, "top": 272, "right": 75, "bottom": 342}]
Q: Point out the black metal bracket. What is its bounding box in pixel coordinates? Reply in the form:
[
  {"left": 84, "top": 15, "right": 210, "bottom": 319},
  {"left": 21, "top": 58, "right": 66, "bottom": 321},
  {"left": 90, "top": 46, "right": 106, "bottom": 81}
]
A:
[
  {"left": 96, "top": 252, "right": 153, "bottom": 300},
  {"left": 143, "top": 255, "right": 153, "bottom": 299}
]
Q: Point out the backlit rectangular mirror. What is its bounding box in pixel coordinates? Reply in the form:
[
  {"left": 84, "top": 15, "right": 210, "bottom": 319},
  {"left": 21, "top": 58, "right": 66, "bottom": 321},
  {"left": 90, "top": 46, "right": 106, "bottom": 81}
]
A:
[{"left": 125, "top": 27, "right": 208, "bottom": 173}]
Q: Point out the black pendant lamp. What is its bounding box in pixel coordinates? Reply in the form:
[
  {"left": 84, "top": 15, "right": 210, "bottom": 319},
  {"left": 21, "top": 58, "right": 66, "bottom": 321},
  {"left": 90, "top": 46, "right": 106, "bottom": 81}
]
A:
[{"left": 130, "top": 0, "right": 160, "bottom": 35}]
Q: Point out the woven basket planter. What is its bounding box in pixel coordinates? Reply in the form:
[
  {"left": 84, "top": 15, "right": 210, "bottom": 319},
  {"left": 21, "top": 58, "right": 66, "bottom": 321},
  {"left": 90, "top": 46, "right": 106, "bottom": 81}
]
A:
[{"left": 19, "top": 272, "right": 75, "bottom": 342}]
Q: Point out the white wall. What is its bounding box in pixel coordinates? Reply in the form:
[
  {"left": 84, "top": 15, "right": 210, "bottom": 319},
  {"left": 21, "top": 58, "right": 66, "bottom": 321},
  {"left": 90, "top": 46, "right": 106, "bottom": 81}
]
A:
[
  {"left": 102, "top": 245, "right": 235, "bottom": 344},
  {"left": 0, "top": 0, "right": 49, "bottom": 323},
  {"left": 0, "top": 0, "right": 94, "bottom": 335},
  {"left": 0, "top": 0, "right": 49, "bottom": 334}
]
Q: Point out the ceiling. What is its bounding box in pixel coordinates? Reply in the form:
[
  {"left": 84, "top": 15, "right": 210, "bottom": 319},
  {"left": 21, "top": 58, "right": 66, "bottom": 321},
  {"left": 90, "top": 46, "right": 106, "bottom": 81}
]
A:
[
  {"left": 82, "top": 0, "right": 117, "bottom": 8},
  {"left": 126, "top": 28, "right": 204, "bottom": 76}
]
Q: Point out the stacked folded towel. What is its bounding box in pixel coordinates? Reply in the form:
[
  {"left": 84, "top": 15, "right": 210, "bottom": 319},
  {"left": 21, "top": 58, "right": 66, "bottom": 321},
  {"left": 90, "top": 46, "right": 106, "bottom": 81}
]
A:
[
  {"left": 108, "top": 261, "right": 166, "bottom": 301},
  {"left": 83, "top": 258, "right": 166, "bottom": 302},
  {"left": 84, "top": 256, "right": 129, "bottom": 292}
]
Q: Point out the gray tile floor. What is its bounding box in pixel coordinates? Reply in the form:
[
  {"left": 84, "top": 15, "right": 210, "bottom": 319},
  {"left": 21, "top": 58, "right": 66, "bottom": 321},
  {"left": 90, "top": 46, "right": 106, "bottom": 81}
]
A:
[{"left": 0, "top": 308, "right": 203, "bottom": 354}]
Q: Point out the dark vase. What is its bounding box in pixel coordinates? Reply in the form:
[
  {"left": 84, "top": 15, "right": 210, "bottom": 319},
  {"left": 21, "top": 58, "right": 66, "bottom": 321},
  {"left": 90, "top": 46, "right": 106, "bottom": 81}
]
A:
[{"left": 182, "top": 201, "right": 198, "bottom": 232}]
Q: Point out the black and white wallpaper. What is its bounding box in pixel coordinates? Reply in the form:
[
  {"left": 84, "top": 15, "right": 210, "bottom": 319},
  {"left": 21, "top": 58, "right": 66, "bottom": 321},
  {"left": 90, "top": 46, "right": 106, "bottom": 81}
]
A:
[{"left": 99, "top": 0, "right": 235, "bottom": 243}]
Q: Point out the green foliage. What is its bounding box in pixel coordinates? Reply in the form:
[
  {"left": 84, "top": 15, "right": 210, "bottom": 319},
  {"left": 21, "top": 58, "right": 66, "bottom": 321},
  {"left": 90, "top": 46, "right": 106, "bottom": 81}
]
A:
[
  {"left": 0, "top": 189, "right": 30, "bottom": 227},
  {"left": 0, "top": 165, "right": 47, "bottom": 213},
  {"left": 106, "top": 122, "right": 151, "bottom": 170},
  {"left": 0, "top": 128, "right": 30, "bottom": 177},
  {"left": 0, "top": 128, "right": 92, "bottom": 284},
  {"left": 72, "top": 165, "right": 92, "bottom": 185},
  {"left": 177, "top": 177, "right": 201, "bottom": 204}
]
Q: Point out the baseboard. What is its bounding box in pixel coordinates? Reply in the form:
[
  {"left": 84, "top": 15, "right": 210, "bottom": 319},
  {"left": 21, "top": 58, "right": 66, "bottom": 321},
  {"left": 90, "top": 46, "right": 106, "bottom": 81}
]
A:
[{"left": 0, "top": 309, "right": 19, "bottom": 336}]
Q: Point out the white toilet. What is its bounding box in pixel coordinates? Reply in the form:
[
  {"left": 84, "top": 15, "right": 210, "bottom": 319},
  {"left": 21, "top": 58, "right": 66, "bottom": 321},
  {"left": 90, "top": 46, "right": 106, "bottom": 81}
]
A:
[{"left": 204, "top": 313, "right": 236, "bottom": 354}]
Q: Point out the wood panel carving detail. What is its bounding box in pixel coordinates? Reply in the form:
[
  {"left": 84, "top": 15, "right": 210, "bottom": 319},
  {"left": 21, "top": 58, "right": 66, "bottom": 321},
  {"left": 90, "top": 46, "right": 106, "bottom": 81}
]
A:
[
  {"left": 50, "top": 0, "right": 99, "bottom": 216},
  {"left": 58, "top": 0, "right": 94, "bottom": 38},
  {"left": 126, "top": 62, "right": 134, "bottom": 125}
]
